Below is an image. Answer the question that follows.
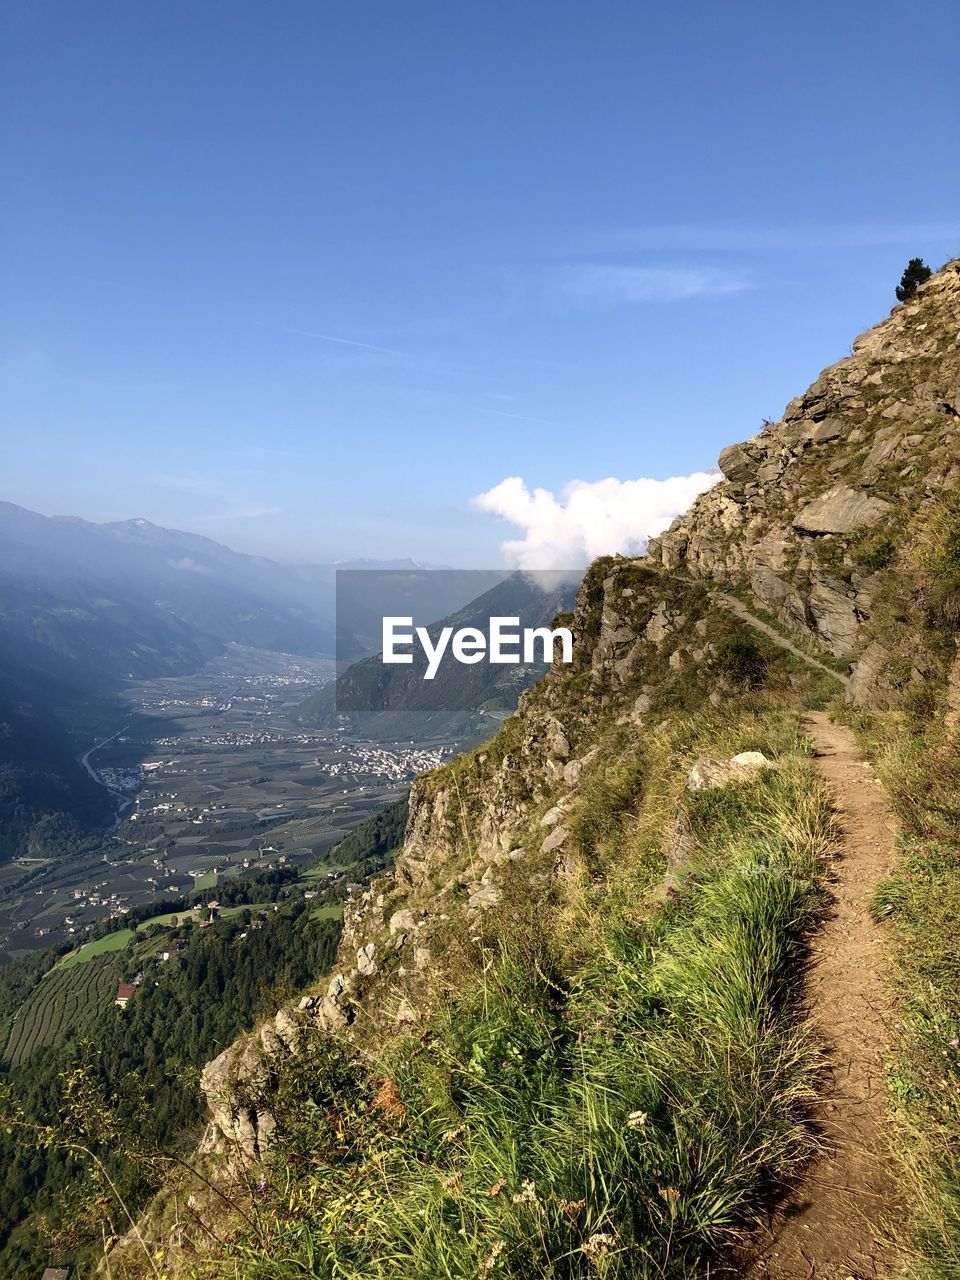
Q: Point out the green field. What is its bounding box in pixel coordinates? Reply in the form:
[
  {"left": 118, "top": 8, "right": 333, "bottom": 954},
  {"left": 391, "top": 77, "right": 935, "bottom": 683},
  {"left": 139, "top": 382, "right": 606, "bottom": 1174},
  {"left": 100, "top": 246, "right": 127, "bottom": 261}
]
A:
[
  {"left": 3, "top": 953, "right": 123, "bottom": 1067},
  {"left": 59, "top": 929, "right": 133, "bottom": 967},
  {"left": 308, "top": 903, "right": 345, "bottom": 922},
  {"left": 135, "top": 902, "right": 274, "bottom": 932},
  {"left": 301, "top": 862, "right": 345, "bottom": 881},
  {"left": 135, "top": 909, "right": 199, "bottom": 930}
]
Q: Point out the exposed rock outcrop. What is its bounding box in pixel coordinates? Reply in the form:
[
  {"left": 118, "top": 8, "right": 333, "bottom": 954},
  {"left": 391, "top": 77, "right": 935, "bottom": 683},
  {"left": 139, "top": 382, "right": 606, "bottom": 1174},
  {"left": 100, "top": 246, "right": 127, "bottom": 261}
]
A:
[
  {"left": 648, "top": 259, "right": 960, "bottom": 676},
  {"left": 793, "top": 486, "right": 891, "bottom": 535},
  {"left": 686, "top": 751, "right": 773, "bottom": 792}
]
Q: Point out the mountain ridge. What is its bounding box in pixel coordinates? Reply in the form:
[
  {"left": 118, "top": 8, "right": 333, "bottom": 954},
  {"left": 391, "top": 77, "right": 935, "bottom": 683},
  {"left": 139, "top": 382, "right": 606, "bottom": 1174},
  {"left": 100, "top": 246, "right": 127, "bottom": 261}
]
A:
[{"left": 62, "top": 259, "right": 960, "bottom": 1277}]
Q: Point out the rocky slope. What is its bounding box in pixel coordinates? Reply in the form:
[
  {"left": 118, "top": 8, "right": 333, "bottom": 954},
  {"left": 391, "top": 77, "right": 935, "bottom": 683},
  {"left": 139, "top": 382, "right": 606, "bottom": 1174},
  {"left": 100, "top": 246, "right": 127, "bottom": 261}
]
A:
[
  {"left": 192, "top": 261, "right": 959, "bottom": 1179},
  {"left": 649, "top": 259, "right": 960, "bottom": 698}
]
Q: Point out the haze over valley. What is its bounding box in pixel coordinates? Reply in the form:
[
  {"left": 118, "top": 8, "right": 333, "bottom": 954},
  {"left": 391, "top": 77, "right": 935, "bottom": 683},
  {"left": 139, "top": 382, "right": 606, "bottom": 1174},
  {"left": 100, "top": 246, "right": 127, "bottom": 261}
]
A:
[{"left": 0, "top": 500, "right": 474, "bottom": 960}]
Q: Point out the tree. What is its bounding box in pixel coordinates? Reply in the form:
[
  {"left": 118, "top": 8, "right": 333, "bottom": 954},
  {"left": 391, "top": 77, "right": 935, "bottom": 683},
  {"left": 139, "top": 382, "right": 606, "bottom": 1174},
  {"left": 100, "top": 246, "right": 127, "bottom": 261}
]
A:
[{"left": 896, "top": 257, "right": 932, "bottom": 301}]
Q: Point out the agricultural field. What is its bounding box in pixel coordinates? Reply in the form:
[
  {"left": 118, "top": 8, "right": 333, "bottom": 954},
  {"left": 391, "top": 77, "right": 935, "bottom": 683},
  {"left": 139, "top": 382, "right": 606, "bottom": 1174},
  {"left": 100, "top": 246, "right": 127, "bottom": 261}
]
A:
[
  {"left": 0, "top": 645, "right": 453, "bottom": 960},
  {"left": 2, "top": 952, "right": 124, "bottom": 1067}
]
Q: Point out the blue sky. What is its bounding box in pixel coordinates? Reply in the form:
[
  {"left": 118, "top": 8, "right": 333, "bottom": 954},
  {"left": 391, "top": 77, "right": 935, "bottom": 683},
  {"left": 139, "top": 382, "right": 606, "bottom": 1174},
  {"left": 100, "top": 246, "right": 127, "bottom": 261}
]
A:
[{"left": 2, "top": 0, "right": 958, "bottom": 566}]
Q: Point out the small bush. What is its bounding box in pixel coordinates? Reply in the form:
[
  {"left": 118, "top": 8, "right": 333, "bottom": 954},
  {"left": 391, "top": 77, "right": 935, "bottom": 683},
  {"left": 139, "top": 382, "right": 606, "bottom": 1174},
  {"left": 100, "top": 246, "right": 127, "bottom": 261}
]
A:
[
  {"left": 896, "top": 257, "right": 932, "bottom": 302},
  {"left": 853, "top": 533, "right": 896, "bottom": 571},
  {"left": 707, "top": 636, "right": 769, "bottom": 691}
]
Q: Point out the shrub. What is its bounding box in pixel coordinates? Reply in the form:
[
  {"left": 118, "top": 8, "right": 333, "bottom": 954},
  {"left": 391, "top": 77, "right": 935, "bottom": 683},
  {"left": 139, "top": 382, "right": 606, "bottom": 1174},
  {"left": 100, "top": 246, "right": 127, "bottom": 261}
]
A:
[
  {"left": 707, "top": 636, "right": 769, "bottom": 691},
  {"left": 896, "top": 257, "right": 933, "bottom": 302}
]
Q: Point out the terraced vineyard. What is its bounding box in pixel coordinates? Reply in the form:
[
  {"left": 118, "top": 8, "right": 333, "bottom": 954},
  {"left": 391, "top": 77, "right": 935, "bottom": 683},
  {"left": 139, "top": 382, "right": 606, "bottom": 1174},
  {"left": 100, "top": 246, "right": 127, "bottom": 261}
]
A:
[{"left": 2, "top": 952, "right": 123, "bottom": 1067}]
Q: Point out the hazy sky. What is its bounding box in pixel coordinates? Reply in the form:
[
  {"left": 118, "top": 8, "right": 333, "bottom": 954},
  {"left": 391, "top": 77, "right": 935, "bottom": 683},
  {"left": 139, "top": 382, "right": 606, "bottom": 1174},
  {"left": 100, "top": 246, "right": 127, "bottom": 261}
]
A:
[{"left": 2, "top": 0, "right": 958, "bottom": 566}]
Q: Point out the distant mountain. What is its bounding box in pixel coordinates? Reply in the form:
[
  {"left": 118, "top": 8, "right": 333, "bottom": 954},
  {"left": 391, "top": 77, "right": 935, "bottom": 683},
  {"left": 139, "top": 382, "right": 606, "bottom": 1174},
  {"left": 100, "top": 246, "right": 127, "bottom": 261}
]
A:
[
  {"left": 297, "top": 571, "right": 580, "bottom": 742},
  {"left": 0, "top": 503, "right": 338, "bottom": 692},
  {"left": 0, "top": 696, "right": 112, "bottom": 862},
  {"left": 0, "top": 502, "right": 454, "bottom": 861},
  {"left": 333, "top": 568, "right": 513, "bottom": 663}
]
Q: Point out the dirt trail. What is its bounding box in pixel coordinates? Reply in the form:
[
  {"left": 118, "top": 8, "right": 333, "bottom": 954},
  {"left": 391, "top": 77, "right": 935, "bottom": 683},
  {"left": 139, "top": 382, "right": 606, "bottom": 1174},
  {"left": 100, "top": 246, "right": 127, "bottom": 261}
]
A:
[
  {"left": 748, "top": 712, "right": 900, "bottom": 1279},
  {"left": 714, "top": 592, "right": 850, "bottom": 688}
]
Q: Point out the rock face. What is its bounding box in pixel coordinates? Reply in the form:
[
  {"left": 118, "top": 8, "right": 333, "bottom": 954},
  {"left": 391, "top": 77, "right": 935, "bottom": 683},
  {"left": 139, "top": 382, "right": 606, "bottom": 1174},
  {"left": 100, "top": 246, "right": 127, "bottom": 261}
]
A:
[
  {"left": 647, "top": 259, "right": 960, "bottom": 676},
  {"left": 194, "top": 259, "right": 960, "bottom": 1171},
  {"left": 793, "top": 486, "right": 891, "bottom": 535},
  {"left": 201, "top": 1004, "right": 307, "bottom": 1160}
]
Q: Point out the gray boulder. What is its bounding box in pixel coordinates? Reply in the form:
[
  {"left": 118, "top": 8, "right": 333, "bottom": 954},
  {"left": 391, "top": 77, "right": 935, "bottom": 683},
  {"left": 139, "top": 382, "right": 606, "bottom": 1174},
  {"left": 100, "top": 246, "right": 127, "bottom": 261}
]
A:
[
  {"left": 540, "top": 824, "right": 570, "bottom": 854},
  {"left": 793, "top": 485, "right": 890, "bottom": 534},
  {"left": 686, "top": 752, "right": 772, "bottom": 792},
  {"left": 718, "top": 442, "right": 758, "bottom": 482},
  {"left": 356, "top": 943, "right": 377, "bottom": 977}
]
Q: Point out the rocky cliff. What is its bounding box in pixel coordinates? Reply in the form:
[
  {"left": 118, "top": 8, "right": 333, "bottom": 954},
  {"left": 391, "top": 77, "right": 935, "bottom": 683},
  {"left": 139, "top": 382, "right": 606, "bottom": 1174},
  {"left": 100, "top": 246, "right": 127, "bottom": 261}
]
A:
[
  {"left": 192, "top": 261, "right": 959, "bottom": 1176},
  {"left": 649, "top": 259, "right": 960, "bottom": 694}
]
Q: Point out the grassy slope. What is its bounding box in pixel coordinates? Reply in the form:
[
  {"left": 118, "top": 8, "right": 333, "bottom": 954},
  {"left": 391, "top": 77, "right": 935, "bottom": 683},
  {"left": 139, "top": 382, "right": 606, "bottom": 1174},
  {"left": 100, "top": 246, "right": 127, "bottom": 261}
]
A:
[
  {"left": 864, "top": 721, "right": 960, "bottom": 1280},
  {"left": 59, "top": 929, "right": 134, "bottom": 966},
  {"left": 181, "top": 706, "right": 834, "bottom": 1280}
]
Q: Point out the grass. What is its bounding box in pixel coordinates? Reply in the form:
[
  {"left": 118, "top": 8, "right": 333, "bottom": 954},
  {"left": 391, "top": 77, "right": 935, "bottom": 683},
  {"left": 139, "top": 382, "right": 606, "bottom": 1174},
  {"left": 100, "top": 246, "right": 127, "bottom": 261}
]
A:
[
  {"left": 183, "top": 725, "right": 833, "bottom": 1279},
  {"left": 59, "top": 929, "right": 134, "bottom": 967},
  {"left": 134, "top": 903, "right": 273, "bottom": 931},
  {"left": 308, "top": 903, "right": 345, "bottom": 922},
  {"left": 301, "top": 862, "right": 344, "bottom": 882},
  {"left": 848, "top": 712, "right": 960, "bottom": 1280}
]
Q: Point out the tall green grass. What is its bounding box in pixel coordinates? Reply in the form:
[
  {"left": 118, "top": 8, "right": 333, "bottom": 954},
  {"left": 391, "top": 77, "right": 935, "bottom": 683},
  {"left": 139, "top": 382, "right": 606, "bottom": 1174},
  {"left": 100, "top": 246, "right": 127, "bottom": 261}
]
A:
[
  {"left": 857, "top": 717, "right": 960, "bottom": 1280},
  {"left": 191, "top": 754, "right": 832, "bottom": 1279},
  {"left": 836, "top": 493, "right": 960, "bottom": 1277}
]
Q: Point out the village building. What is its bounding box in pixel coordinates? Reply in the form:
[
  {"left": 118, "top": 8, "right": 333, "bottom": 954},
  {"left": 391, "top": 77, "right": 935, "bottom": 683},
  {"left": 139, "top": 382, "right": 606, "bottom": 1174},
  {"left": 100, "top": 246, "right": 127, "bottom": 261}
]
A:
[{"left": 115, "top": 983, "right": 137, "bottom": 1009}]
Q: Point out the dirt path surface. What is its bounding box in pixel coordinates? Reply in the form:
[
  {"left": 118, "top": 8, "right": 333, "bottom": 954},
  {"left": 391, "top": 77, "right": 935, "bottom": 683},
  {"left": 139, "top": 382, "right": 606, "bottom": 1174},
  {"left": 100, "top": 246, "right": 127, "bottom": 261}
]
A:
[{"left": 748, "top": 712, "right": 900, "bottom": 1279}]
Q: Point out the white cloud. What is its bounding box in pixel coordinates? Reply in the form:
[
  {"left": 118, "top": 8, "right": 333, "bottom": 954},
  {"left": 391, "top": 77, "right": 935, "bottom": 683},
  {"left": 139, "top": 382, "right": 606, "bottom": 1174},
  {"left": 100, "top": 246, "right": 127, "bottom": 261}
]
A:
[
  {"left": 473, "top": 472, "right": 718, "bottom": 570},
  {"left": 551, "top": 264, "right": 750, "bottom": 307}
]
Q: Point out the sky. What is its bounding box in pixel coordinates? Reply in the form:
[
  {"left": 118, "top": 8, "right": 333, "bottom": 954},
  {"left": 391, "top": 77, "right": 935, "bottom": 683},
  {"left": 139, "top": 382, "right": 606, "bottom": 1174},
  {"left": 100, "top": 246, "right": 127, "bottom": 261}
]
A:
[{"left": 1, "top": 0, "right": 958, "bottom": 568}]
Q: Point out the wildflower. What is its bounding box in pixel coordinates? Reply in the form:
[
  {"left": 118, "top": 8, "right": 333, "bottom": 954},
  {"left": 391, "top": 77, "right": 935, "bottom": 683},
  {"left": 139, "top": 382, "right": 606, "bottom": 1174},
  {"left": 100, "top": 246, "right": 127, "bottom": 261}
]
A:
[
  {"left": 480, "top": 1241, "right": 505, "bottom": 1278},
  {"left": 511, "top": 1179, "right": 538, "bottom": 1204},
  {"left": 487, "top": 1178, "right": 507, "bottom": 1197},
  {"left": 949, "top": 1039, "right": 959, "bottom": 1049},
  {"left": 441, "top": 1172, "right": 463, "bottom": 1193},
  {"left": 440, "top": 1124, "right": 467, "bottom": 1144},
  {"left": 581, "top": 1232, "right": 617, "bottom": 1260},
  {"left": 626, "top": 1110, "right": 648, "bottom": 1129},
  {"left": 560, "top": 1197, "right": 586, "bottom": 1221},
  {"left": 371, "top": 1076, "right": 407, "bottom": 1123}
]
